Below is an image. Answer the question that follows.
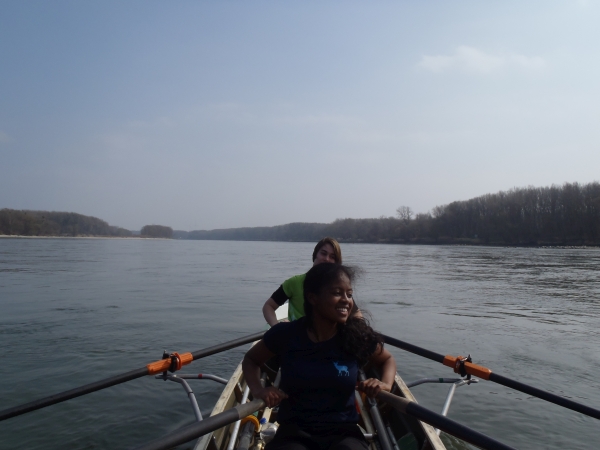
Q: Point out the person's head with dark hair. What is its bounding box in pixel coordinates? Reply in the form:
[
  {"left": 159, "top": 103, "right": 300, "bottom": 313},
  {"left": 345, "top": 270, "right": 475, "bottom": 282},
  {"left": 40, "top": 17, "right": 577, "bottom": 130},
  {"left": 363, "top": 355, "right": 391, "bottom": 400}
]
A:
[
  {"left": 304, "top": 263, "right": 382, "bottom": 367},
  {"left": 312, "top": 237, "right": 342, "bottom": 265},
  {"left": 304, "top": 263, "right": 355, "bottom": 323}
]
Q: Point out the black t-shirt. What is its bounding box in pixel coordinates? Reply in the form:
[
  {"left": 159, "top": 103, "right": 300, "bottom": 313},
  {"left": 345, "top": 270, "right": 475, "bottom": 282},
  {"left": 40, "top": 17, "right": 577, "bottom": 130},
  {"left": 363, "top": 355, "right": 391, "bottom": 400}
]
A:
[{"left": 263, "top": 318, "right": 360, "bottom": 425}]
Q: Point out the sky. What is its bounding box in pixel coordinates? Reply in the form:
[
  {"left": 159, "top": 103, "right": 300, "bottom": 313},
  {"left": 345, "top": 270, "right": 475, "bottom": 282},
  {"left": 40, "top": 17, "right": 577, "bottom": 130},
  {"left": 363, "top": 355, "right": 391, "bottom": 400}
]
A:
[{"left": 1, "top": 1, "right": 599, "bottom": 231}]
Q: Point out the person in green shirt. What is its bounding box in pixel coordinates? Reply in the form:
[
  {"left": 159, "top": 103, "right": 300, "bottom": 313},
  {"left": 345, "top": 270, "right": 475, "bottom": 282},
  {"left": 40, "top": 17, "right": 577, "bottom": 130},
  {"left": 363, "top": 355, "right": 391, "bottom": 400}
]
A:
[{"left": 262, "top": 237, "right": 342, "bottom": 326}]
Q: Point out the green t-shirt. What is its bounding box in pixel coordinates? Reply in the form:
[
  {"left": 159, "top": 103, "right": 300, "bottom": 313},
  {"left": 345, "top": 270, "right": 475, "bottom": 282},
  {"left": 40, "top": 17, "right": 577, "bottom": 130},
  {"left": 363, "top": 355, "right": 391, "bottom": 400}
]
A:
[{"left": 282, "top": 273, "right": 306, "bottom": 321}]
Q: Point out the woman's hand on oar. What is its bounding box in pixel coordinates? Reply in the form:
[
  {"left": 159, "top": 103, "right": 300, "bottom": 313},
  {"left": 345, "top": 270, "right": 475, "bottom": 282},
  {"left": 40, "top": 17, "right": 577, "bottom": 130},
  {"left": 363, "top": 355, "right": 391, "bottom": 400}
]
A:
[
  {"left": 253, "top": 386, "right": 288, "bottom": 408},
  {"left": 357, "top": 378, "right": 392, "bottom": 398}
]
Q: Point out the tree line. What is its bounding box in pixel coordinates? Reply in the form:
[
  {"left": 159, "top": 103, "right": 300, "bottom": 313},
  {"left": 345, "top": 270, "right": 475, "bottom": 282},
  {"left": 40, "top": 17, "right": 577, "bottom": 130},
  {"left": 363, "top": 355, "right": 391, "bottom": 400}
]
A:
[
  {"left": 0, "top": 209, "right": 173, "bottom": 239},
  {"left": 0, "top": 209, "right": 133, "bottom": 237},
  {"left": 3, "top": 182, "right": 598, "bottom": 245},
  {"left": 183, "top": 182, "right": 600, "bottom": 246},
  {"left": 179, "top": 222, "right": 328, "bottom": 241},
  {"left": 428, "top": 182, "right": 600, "bottom": 245},
  {"left": 141, "top": 225, "right": 173, "bottom": 238}
]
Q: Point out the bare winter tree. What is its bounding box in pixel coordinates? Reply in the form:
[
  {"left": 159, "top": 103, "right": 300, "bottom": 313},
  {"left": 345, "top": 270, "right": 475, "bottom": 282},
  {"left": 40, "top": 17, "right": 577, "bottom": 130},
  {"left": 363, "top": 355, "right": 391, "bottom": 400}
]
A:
[{"left": 396, "top": 206, "right": 413, "bottom": 223}]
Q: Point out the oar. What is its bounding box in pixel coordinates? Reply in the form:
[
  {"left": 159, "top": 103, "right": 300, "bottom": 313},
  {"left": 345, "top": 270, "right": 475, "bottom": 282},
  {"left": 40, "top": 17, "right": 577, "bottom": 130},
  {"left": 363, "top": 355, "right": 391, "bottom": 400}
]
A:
[
  {"left": 130, "top": 391, "right": 517, "bottom": 450},
  {"left": 377, "top": 391, "right": 516, "bottom": 450},
  {"left": 132, "top": 398, "right": 266, "bottom": 450},
  {"left": 0, "top": 330, "right": 265, "bottom": 422},
  {"left": 381, "top": 334, "right": 600, "bottom": 421}
]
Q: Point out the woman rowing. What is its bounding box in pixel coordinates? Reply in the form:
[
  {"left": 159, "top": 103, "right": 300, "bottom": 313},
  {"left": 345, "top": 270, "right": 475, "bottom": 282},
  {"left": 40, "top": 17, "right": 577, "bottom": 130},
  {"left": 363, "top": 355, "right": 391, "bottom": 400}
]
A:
[{"left": 244, "top": 263, "right": 396, "bottom": 450}]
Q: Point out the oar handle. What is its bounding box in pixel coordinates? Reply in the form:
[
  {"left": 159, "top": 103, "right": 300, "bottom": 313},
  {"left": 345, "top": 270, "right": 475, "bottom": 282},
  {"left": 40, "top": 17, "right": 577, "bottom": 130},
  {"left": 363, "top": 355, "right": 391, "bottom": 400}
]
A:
[
  {"left": 132, "top": 399, "right": 266, "bottom": 450},
  {"left": 377, "top": 391, "right": 517, "bottom": 450}
]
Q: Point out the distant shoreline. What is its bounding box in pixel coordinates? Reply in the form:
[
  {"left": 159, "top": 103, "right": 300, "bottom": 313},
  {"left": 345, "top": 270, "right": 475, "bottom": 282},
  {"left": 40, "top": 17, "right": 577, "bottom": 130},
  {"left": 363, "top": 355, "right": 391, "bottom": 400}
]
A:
[
  {"left": 0, "top": 209, "right": 172, "bottom": 239},
  {"left": 0, "top": 235, "right": 169, "bottom": 240},
  {"left": 1, "top": 234, "right": 597, "bottom": 249},
  {"left": 4, "top": 181, "right": 600, "bottom": 246}
]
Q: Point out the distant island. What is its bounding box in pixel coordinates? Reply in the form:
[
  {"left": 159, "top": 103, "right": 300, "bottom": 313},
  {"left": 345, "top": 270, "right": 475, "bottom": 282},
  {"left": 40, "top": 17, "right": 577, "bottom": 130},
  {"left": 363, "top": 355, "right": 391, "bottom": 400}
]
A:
[
  {"left": 2, "top": 182, "right": 599, "bottom": 246},
  {"left": 140, "top": 225, "right": 173, "bottom": 239}
]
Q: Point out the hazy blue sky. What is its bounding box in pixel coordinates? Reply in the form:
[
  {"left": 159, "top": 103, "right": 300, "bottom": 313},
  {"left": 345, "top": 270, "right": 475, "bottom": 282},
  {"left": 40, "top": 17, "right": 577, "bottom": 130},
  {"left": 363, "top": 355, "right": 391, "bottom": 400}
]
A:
[{"left": 1, "top": 1, "right": 599, "bottom": 231}]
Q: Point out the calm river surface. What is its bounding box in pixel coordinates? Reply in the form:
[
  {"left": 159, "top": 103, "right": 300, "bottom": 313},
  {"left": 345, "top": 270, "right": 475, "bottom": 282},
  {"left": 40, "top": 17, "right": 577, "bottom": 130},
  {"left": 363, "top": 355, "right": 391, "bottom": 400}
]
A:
[{"left": 0, "top": 238, "right": 599, "bottom": 450}]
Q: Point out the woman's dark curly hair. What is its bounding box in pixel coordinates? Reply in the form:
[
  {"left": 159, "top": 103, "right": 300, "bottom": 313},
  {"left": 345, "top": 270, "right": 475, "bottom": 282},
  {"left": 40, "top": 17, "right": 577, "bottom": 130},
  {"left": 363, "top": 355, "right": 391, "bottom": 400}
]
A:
[{"left": 303, "top": 263, "right": 383, "bottom": 367}]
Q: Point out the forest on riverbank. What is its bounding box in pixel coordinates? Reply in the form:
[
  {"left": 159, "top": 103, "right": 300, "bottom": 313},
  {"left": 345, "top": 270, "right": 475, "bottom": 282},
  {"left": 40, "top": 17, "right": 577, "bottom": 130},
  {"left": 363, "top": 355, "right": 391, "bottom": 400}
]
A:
[
  {"left": 3, "top": 182, "right": 599, "bottom": 245},
  {"left": 0, "top": 210, "right": 133, "bottom": 237},
  {"left": 0, "top": 210, "right": 172, "bottom": 238},
  {"left": 180, "top": 182, "right": 600, "bottom": 246}
]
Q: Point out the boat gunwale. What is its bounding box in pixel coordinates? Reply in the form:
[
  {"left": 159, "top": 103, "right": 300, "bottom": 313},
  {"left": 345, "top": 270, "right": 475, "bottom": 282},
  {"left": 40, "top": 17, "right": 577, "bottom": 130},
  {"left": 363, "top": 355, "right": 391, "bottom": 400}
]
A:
[
  {"left": 194, "top": 362, "right": 245, "bottom": 450},
  {"left": 393, "top": 373, "right": 446, "bottom": 450}
]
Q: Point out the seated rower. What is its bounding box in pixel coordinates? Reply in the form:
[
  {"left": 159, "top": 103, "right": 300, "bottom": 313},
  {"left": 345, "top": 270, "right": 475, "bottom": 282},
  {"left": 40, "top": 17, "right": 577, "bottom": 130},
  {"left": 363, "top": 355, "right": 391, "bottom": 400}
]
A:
[{"left": 244, "top": 263, "right": 396, "bottom": 450}]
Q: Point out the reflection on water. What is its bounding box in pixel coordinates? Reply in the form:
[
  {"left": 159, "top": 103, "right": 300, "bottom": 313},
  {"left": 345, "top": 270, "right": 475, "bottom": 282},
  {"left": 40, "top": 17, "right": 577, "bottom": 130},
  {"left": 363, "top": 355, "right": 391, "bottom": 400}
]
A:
[{"left": 0, "top": 239, "right": 599, "bottom": 449}]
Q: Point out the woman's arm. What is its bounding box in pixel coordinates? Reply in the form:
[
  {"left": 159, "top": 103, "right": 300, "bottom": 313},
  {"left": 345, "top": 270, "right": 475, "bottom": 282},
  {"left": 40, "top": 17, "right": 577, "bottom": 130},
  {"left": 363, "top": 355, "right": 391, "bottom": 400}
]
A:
[
  {"left": 262, "top": 298, "right": 281, "bottom": 327},
  {"left": 358, "top": 344, "right": 396, "bottom": 398},
  {"left": 242, "top": 340, "right": 288, "bottom": 407}
]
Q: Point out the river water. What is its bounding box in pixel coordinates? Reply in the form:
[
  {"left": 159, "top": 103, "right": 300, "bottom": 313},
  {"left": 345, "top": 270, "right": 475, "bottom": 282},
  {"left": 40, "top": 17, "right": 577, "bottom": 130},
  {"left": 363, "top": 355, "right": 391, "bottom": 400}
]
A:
[{"left": 0, "top": 238, "right": 598, "bottom": 450}]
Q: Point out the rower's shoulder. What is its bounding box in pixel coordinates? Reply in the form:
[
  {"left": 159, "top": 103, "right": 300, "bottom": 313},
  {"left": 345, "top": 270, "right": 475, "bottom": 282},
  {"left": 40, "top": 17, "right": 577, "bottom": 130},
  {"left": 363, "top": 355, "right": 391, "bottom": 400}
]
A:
[
  {"left": 282, "top": 273, "right": 306, "bottom": 296},
  {"left": 270, "top": 316, "right": 305, "bottom": 332},
  {"left": 264, "top": 318, "right": 306, "bottom": 352},
  {"left": 283, "top": 273, "right": 306, "bottom": 285}
]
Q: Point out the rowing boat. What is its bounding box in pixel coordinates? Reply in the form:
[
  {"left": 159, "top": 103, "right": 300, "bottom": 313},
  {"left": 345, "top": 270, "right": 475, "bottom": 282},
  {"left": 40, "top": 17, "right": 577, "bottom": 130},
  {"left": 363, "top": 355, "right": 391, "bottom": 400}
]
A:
[{"left": 13, "top": 300, "right": 590, "bottom": 450}]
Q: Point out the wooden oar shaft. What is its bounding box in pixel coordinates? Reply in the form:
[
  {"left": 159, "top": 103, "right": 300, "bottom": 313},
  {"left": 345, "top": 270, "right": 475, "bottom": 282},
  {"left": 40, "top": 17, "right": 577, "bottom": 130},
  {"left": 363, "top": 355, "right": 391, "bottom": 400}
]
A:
[
  {"left": 132, "top": 399, "right": 265, "bottom": 450},
  {"left": 377, "top": 391, "right": 517, "bottom": 450},
  {"left": 0, "top": 331, "right": 265, "bottom": 422}
]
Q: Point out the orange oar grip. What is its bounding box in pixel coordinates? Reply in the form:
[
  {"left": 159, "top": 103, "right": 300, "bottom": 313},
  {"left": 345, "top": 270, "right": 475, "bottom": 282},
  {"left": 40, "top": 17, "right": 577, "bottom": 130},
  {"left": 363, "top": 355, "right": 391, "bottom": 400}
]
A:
[
  {"left": 146, "top": 352, "right": 193, "bottom": 375},
  {"left": 442, "top": 355, "right": 462, "bottom": 370},
  {"left": 179, "top": 352, "right": 194, "bottom": 365},
  {"left": 464, "top": 361, "right": 492, "bottom": 380},
  {"left": 443, "top": 355, "right": 492, "bottom": 380}
]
